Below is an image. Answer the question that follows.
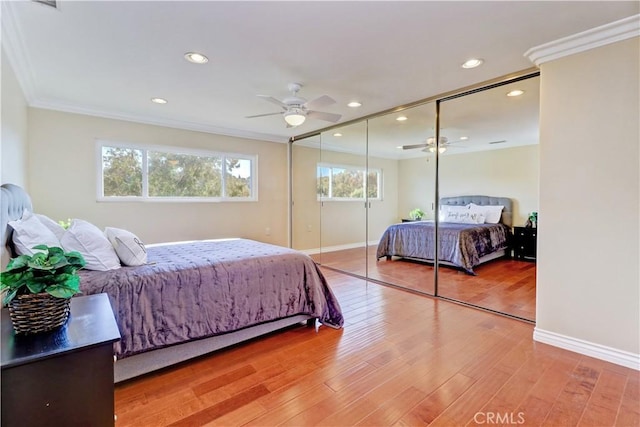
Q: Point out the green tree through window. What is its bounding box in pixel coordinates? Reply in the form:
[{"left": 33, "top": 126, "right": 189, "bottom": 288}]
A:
[
  {"left": 102, "top": 147, "right": 143, "bottom": 197},
  {"left": 316, "top": 164, "right": 381, "bottom": 200},
  {"left": 99, "top": 143, "right": 255, "bottom": 201}
]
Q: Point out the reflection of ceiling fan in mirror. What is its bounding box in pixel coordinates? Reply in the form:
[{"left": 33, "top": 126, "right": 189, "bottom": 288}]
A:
[
  {"left": 402, "top": 136, "right": 467, "bottom": 153},
  {"left": 245, "top": 83, "right": 342, "bottom": 128},
  {"left": 402, "top": 136, "right": 508, "bottom": 153}
]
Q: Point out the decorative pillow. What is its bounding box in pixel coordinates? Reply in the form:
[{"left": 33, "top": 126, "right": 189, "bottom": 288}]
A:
[
  {"left": 104, "top": 227, "right": 147, "bottom": 266},
  {"left": 469, "top": 203, "right": 504, "bottom": 224},
  {"left": 35, "top": 214, "right": 67, "bottom": 241},
  {"left": 8, "top": 210, "right": 60, "bottom": 256},
  {"left": 439, "top": 204, "right": 470, "bottom": 222},
  {"left": 60, "top": 219, "right": 121, "bottom": 271},
  {"left": 443, "top": 210, "right": 486, "bottom": 224}
]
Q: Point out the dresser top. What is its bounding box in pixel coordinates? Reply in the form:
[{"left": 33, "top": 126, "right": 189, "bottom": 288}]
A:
[{"left": 1, "top": 293, "right": 121, "bottom": 369}]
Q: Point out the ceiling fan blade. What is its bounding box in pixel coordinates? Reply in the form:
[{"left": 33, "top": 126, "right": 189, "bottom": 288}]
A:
[
  {"left": 257, "top": 95, "right": 287, "bottom": 108},
  {"left": 402, "top": 143, "right": 429, "bottom": 150},
  {"left": 304, "top": 95, "right": 336, "bottom": 110},
  {"left": 307, "top": 110, "right": 341, "bottom": 123},
  {"left": 245, "top": 112, "right": 282, "bottom": 119},
  {"left": 488, "top": 140, "right": 507, "bottom": 144}
]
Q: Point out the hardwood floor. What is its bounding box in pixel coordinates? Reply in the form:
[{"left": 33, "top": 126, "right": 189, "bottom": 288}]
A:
[
  {"left": 114, "top": 269, "right": 638, "bottom": 426},
  {"left": 313, "top": 247, "right": 536, "bottom": 321}
]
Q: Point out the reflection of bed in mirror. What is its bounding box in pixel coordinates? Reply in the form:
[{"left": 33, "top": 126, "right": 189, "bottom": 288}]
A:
[{"left": 376, "top": 196, "right": 512, "bottom": 274}]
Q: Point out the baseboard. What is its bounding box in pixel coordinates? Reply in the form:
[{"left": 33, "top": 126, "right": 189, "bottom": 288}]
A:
[
  {"left": 533, "top": 327, "right": 640, "bottom": 371},
  {"left": 298, "top": 240, "right": 379, "bottom": 256}
]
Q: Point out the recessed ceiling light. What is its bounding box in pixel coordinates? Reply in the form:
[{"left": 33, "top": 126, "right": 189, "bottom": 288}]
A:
[
  {"left": 462, "top": 58, "right": 484, "bottom": 69},
  {"left": 333, "top": 133, "right": 343, "bottom": 137},
  {"left": 184, "top": 52, "right": 209, "bottom": 64},
  {"left": 347, "top": 101, "right": 362, "bottom": 108},
  {"left": 460, "top": 136, "right": 469, "bottom": 140},
  {"left": 396, "top": 116, "right": 408, "bottom": 122},
  {"left": 507, "top": 89, "right": 525, "bottom": 97},
  {"left": 151, "top": 97, "right": 168, "bottom": 104}
]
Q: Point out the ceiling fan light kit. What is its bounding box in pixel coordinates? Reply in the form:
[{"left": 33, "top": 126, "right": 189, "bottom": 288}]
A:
[{"left": 284, "top": 108, "right": 306, "bottom": 127}]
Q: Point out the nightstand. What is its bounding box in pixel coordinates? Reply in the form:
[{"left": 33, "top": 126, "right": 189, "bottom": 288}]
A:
[
  {"left": 1, "top": 293, "right": 121, "bottom": 427},
  {"left": 401, "top": 218, "right": 419, "bottom": 222},
  {"left": 513, "top": 226, "right": 537, "bottom": 261}
]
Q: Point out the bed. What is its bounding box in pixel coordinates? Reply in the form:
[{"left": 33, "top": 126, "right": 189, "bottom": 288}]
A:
[
  {"left": 376, "top": 195, "right": 512, "bottom": 274},
  {"left": 1, "top": 184, "right": 344, "bottom": 382}
]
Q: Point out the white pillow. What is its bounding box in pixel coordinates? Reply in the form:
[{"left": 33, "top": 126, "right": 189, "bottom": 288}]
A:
[
  {"left": 443, "top": 210, "right": 486, "bottom": 224},
  {"left": 60, "top": 219, "right": 121, "bottom": 271},
  {"left": 439, "top": 204, "right": 470, "bottom": 222},
  {"left": 469, "top": 203, "right": 504, "bottom": 224},
  {"left": 9, "top": 210, "right": 60, "bottom": 256},
  {"left": 104, "top": 227, "right": 147, "bottom": 266},
  {"left": 35, "top": 214, "right": 67, "bottom": 241}
]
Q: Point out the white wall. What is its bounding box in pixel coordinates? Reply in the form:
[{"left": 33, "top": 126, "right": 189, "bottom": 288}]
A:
[
  {"left": 398, "top": 145, "right": 539, "bottom": 225},
  {"left": 537, "top": 37, "right": 639, "bottom": 357},
  {"left": 1, "top": 48, "right": 30, "bottom": 269},
  {"left": 27, "top": 108, "right": 289, "bottom": 246},
  {"left": 1, "top": 48, "right": 29, "bottom": 188}
]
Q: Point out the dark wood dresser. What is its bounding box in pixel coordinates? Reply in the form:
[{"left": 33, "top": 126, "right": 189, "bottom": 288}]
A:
[
  {"left": 1, "top": 293, "right": 121, "bottom": 427},
  {"left": 513, "top": 226, "right": 537, "bottom": 261}
]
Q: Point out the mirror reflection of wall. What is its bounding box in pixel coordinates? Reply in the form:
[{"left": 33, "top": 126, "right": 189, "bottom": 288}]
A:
[{"left": 291, "top": 135, "right": 321, "bottom": 254}]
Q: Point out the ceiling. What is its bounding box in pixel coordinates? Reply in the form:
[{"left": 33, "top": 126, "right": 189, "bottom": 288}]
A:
[{"left": 2, "top": 1, "right": 638, "bottom": 156}]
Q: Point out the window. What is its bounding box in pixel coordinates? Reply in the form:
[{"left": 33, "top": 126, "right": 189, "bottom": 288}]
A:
[
  {"left": 317, "top": 163, "right": 381, "bottom": 201},
  {"left": 98, "top": 142, "right": 256, "bottom": 201}
]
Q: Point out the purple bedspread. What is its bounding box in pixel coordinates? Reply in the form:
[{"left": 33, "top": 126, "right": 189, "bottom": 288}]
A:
[
  {"left": 78, "top": 239, "right": 344, "bottom": 358},
  {"left": 376, "top": 221, "right": 511, "bottom": 273}
]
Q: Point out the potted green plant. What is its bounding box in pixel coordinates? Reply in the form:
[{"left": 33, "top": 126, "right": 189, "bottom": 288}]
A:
[
  {"left": 0, "top": 245, "right": 85, "bottom": 334},
  {"left": 409, "top": 208, "right": 425, "bottom": 220}
]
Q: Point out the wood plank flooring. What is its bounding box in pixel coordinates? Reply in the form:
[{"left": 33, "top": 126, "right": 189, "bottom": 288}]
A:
[
  {"left": 114, "top": 269, "right": 638, "bottom": 426},
  {"left": 314, "top": 246, "right": 536, "bottom": 321}
]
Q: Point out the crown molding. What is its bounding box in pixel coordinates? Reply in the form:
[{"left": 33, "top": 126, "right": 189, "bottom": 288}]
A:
[
  {"left": 525, "top": 14, "right": 640, "bottom": 66},
  {"left": 30, "top": 98, "right": 289, "bottom": 144},
  {"left": 1, "top": 1, "right": 37, "bottom": 103}
]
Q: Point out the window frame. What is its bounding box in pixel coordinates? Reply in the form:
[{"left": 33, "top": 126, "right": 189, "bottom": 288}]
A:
[
  {"left": 96, "top": 140, "right": 258, "bottom": 202},
  {"left": 316, "top": 162, "right": 382, "bottom": 202}
]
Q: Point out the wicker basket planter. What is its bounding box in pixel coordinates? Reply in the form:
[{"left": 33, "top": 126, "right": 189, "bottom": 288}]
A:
[{"left": 8, "top": 293, "right": 71, "bottom": 334}]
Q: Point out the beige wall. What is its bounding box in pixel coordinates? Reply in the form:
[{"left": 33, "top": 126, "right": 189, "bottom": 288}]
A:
[
  {"left": 537, "top": 37, "right": 639, "bottom": 354},
  {"left": 291, "top": 144, "right": 398, "bottom": 251},
  {"left": 398, "top": 145, "right": 539, "bottom": 225},
  {"left": 1, "top": 48, "right": 29, "bottom": 188},
  {"left": 27, "top": 108, "right": 289, "bottom": 246}
]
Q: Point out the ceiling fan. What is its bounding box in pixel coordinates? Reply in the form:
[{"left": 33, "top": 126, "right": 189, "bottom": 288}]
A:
[
  {"left": 246, "top": 83, "right": 342, "bottom": 128},
  {"left": 402, "top": 136, "right": 467, "bottom": 153}
]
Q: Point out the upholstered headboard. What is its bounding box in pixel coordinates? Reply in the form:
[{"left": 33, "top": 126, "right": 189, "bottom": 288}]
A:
[
  {"left": 440, "top": 195, "right": 512, "bottom": 227},
  {"left": 1, "top": 184, "right": 33, "bottom": 266}
]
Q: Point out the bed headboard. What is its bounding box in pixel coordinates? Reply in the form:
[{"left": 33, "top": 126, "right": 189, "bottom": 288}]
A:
[
  {"left": 1, "top": 184, "right": 33, "bottom": 266},
  {"left": 440, "top": 195, "right": 512, "bottom": 227}
]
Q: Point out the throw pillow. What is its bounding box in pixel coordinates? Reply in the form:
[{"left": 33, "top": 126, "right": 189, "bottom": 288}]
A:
[{"left": 104, "top": 227, "right": 147, "bottom": 266}]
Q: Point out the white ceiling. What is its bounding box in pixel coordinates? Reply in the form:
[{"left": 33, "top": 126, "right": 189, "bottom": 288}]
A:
[{"left": 3, "top": 1, "right": 638, "bottom": 155}]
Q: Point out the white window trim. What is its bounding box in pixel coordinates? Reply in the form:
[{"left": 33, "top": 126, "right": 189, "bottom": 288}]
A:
[
  {"left": 96, "top": 140, "right": 258, "bottom": 202},
  {"left": 317, "top": 162, "right": 382, "bottom": 202}
]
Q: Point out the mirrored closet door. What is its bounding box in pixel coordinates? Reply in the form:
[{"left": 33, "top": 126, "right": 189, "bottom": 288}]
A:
[
  {"left": 436, "top": 75, "right": 540, "bottom": 321},
  {"left": 367, "top": 102, "right": 437, "bottom": 295},
  {"left": 291, "top": 122, "right": 368, "bottom": 277}
]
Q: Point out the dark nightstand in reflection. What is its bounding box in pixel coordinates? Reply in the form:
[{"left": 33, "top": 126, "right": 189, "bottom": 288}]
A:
[{"left": 513, "top": 226, "right": 537, "bottom": 261}]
